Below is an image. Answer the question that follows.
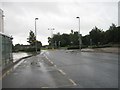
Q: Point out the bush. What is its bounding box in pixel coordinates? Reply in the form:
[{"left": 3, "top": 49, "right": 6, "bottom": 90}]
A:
[
  {"left": 19, "top": 48, "right": 41, "bottom": 52},
  {"left": 67, "top": 45, "right": 88, "bottom": 50}
]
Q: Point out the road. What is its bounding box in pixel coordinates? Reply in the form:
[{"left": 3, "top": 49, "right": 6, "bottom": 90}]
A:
[{"left": 2, "top": 50, "right": 118, "bottom": 88}]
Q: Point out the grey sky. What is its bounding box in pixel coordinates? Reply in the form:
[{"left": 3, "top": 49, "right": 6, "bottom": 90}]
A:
[{"left": 0, "top": 0, "right": 119, "bottom": 45}]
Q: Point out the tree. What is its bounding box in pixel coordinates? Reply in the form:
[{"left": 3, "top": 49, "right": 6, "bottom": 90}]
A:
[
  {"left": 52, "top": 33, "right": 61, "bottom": 48},
  {"left": 60, "top": 34, "right": 70, "bottom": 47},
  {"left": 27, "top": 30, "right": 42, "bottom": 47},
  {"left": 48, "top": 37, "right": 52, "bottom": 46},
  {"left": 69, "top": 31, "right": 79, "bottom": 46},
  {"left": 82, "top": 35, "right": 90, "bottom": 45},
  {"left": 117, "top": 26, "right": 120, "bottom": 43},
  {"left": 27, "top": 30, "right": 36, "bottom": 46},
  {"left": 71, "top": 30, "right": 74, "bottom": 34},
  {"left": 89, "top": 26, "right": 103, "bottom": 45},
  {"left": 105, "top": 23, "right": 119, "bottom": 44},
  {"left": 36, "top": 41, "right": 42, "bottom": 48}
]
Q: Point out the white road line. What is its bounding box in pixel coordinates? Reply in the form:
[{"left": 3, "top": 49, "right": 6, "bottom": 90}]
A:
[
  {"left": 44, "top": 55, "right": 54, "bottom": 65},
  {"left": 1, "top": 73, "right": 6, "bottom": 79},
  {"left": 45, "top": 56, "right": 49, "bottom": 60},
  {"left": 50, "top": 61, "right": 54, "bottom": 64},
  {"left": 54, "top": 65, "right": 57, "bottom": 67},
  {"left": 58, "top": 69, "right": 66, "bottom": 75},
  {"left": 69, "top": 79, "right": 77, "bottom": 86},
  {"left": 41, "top": 87, "right": 49, "bottom": 88}
]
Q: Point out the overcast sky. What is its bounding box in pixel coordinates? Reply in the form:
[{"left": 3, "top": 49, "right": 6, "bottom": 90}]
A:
[{"left": 0, "top": 0, "right": 119, "bottom": 45}]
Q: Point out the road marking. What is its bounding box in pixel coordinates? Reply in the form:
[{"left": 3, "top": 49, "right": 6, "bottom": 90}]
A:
[
  {"left": 69, "top": 79, "right": 77, "bottom": 86},
  {"left": 44, "top": 55, "right": 54, "bottom": 65},
  {"left": 45, "top": 55, "right": 49, "bottom": 60},
  {"left": 50, "top": 61, "right": 54, "bottom": 64},
  {"left": 54, "top": 65, "right": 57, "bottom": 67},
  {"left": 2, "top": 73, "right": 6, "bottom": 79},
  {"left": 1, "top": 59, "right": 24, "bottom": 79},
  {"left": 1, "top": 68, "right": 13, "bottom": 79},
  {"left": 41, "top": 87, "right": 49, "bottom": 88},
  {"left": 58, "top": 69, "right": 66, "bottom": 75},
  {"left": 6, "top": 70, "right": 10, "bottom": 74}
]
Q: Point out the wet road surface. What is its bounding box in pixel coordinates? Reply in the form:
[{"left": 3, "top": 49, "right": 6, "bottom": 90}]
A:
[
  {"left": 43, "top": 50, "right": 118, "bottom": 88},
  {"left": 2, "top": 50, "right": 118, "bottom": 88},
  {"left": 3, "top": 53, "right": 75, "bottom": 88}
]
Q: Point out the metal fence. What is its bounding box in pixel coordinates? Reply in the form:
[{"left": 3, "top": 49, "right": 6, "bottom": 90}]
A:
[{"left": 0, "top": 32, "right": 13, "bottom": 69}]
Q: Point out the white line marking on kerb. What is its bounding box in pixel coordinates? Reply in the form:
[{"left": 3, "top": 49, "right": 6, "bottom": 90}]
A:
[
  {"left": 50, "top": 61, "right": 54, "bottom": 64},
  {"left": 45, "top": 55, "right": 49, "bottom": 60},
  {"left": 58, "top": 69, "right": 66, "bottom": 75},
  {"left": 69, "top": 79, "right": 77, "bottom": 86}
]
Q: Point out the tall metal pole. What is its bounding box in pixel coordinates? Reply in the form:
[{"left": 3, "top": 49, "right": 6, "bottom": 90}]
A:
[
  {"left": 76, "top": 17, "right": 81, "bottom": 51},
  {"left": 35, "top": 18, "right": 38, "bottom": 53}
]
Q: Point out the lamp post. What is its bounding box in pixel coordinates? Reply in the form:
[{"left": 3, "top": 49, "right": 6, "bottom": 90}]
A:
[
  {"left": 48, "top": 28, "right": 55, "bottom": 49},
  {"left": 76, "top": 17, "right": 81, "bottom": 51},
  {"left": 35, "top": 18, "right": 38, "bottom": 53}
]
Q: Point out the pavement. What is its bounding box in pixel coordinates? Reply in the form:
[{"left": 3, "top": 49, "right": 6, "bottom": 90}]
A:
[
  {"left": 81, "top": 47, "right": 119, "bottom": 53},
  {"left": 2, "top": 50, "right": 118, "bottom": 88}
]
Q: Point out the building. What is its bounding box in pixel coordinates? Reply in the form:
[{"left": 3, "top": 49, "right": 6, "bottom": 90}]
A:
[{"left": 0, "top": 9, "right": 13, "bottom": 70}]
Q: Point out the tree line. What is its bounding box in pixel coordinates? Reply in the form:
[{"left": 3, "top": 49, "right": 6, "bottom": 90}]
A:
[{"left": 48, "top": 23, "right": 120, "bottom": 49}]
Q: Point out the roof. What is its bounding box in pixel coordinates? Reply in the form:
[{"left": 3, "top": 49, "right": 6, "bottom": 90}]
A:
[{"left": 0, "top": 32, "right": 13, "bottom": 39}]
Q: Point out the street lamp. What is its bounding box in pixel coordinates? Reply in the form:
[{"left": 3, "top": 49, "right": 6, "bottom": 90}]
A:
[
  {"left": 48, "top": 28, "right": 55, "bottom": 49},
  {"left": 35, "top": 18, "right": 38, "bottom": 53},
  {"left": 76, "top": 17, "right": 82, "bottom": 51}
]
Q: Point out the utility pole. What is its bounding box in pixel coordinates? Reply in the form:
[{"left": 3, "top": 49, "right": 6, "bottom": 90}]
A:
[
  {"left": 76, "top": 17, "right": 82, "bottom": 51},
  {"left": 35, "top": 18, "right": 38, "bottom": 53},
  {"left": 48, "top": 28, "right": 55, "bottom": 49}
]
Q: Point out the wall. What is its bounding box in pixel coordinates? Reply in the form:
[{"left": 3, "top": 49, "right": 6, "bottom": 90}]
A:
[{"left": 0, "top": 33, "right": 13, "bottom": 69}]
